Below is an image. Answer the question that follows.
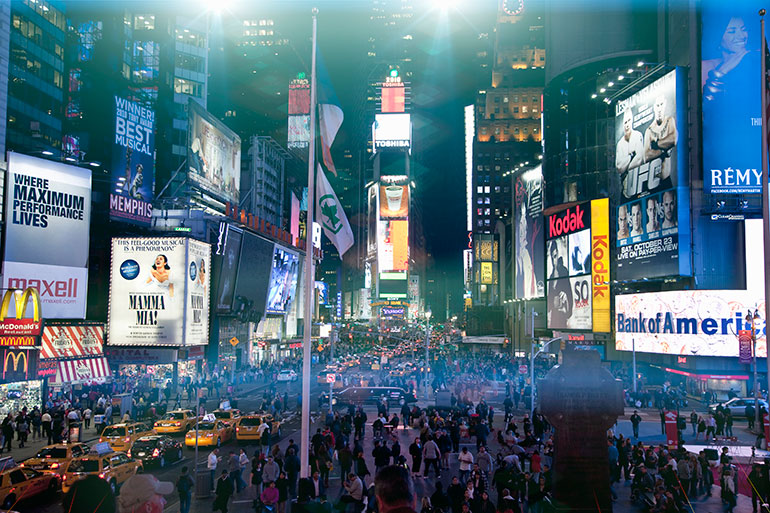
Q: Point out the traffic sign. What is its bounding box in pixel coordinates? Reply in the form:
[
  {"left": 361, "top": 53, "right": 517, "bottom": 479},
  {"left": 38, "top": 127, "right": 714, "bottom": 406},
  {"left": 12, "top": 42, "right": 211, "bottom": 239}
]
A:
[
  {"left": 229, "top": 337, "right": 239, "bottom": 347},
  {"left": 326, "top": 374, "right": 336, "bottom": 384},
  {"left": 519, "top": 365, "right": 528, "bottom": 375}
]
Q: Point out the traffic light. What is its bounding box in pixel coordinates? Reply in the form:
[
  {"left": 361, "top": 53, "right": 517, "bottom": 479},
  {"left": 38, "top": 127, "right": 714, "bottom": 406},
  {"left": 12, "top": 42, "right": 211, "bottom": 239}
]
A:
[{"left": 503, "top": 338, "right": 510, "bottom": 347}]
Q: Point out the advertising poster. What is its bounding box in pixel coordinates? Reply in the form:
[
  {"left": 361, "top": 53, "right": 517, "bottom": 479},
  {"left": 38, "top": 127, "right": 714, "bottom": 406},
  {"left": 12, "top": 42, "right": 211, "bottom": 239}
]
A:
[
  {"left": 568, "top": 229, "right": 591, "bottom": 276},
  {"left": 187, "top": 99, "right": 241, "bottom": 205},
  {"left": 614, "top": 69, "right": 690, "bottom": 280},
  {"left": 288, "top": 115, "right": 310, "bottom": 149},
  {"left": 5, "top": 153, "right": 91, "bottom": 268},
  {"left": 377, "top": 220, "right": 408, "bottom": 272},
  {"left": 381, "top": 84, "right": 405, "bottom": 113},
  {"left": 374, "top": 113, "right": 411, "bottom": 149},
  {"left": 702, "top": 4, "right": 763, "bottom": 196},
  {"left": 514, "top": 166, "right": 544, "bottom": 299},
  {"left": 368, "top": 186, "right": 378, "bottom": 255},
  {"left": 739, "top": 330, "right": 753, "bottom": 364},
  {"left": 108, "top": 237, "right": 211, "bottom": 346},
  {"left": 615, "top": 291, "right": 766, "bottom": 357},
  {"left": 379, "top": 185, "right": 409, "bottom": 218},
  {"left": 266, "top": 246, "right": 299, "bottom": 315},
  {"left": 110, "top": 95, "right": 155, "bottom": 225},
  {"left": 591, "top": 198, "right": 611, "bottom": 332},
  {"left": 185, "top": 239, "right": 211, "bottom": 345},
  {"left": 2, "top": 262, "right": 88, "bottom": 319},
  {"left": 214, "top": 225, "right": 242, "bottom": 313}
]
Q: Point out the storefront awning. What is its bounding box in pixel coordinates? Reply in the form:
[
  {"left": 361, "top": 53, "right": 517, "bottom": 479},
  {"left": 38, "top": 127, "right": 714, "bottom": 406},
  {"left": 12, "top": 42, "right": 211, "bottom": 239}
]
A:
[{"left": 50, "top": 356, "right": 111, "bottom": 386}]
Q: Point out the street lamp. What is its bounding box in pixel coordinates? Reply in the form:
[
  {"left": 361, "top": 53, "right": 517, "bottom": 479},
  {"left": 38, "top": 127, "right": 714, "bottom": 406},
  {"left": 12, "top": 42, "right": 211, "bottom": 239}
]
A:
[
  {"left": 425, "top": 309, "right": 432, "bottom": 400},
  {"left": 530, "top": 337, "right": 561, "bottom": 417},
  {"left": 747, "top": 309, "right": 761, "bottom": 430}
]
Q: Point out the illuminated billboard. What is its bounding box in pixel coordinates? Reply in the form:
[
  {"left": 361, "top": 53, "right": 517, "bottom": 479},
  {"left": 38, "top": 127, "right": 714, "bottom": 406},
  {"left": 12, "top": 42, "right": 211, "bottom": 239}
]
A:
[
  {"left": 288, "top": 115, "right": 310, "bottom": 149},
  {"left": 381, "top": 84, "right": 405, "bottom": 113},
  {"left": 288, "top": 77, "right": 310, "bottom": 115},
  {"left": 374, "top": 113, "right": 411, "bottom": 150},
  {"left": 108, "top": 237, "right": 211, "bottom": 346},
  {"left": 616, "top": 291, "right": 766, "bottom": 358},
  {"left": 379, "top": 272, "right": 407, "bottom": 299},
  {"left": 379, "top": 185, "right": 409, "bottom": 218},
  {"left": 187, "top": 99, "right": 241, "bottom": 205},
  {"left": 514, "top": 166, "right": 544, "bottom": 299},
  {"left": 614, "top": 69, "right": 690, "bottom": 280},
  {"left": 377, "top": 220, "right": 409, "bottom": 272},
  {"left": 110, "top": 96, "right": 154, "bottom": 225},
  {"left": 546, "top": 199, "right": 610, "bottom": 332},
  {"left": 702, "top": 4, "right": 763, "bottom": 199},
  {"left": 266, "top": 246, "right": 299, "bottom": 315}
]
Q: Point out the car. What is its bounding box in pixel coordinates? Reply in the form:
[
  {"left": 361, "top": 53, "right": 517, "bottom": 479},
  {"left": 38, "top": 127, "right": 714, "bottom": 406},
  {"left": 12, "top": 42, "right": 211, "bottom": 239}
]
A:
[
  {"left": 153, "top": 410, "right": 199, "bottom": 434},
  {"left": 709, "top": 397, "right": 769, "bottom": 416},
  {"left": 212, "top": 409, "right": 241, "bottom": 427},
  {"left": 99, "top": 422, "right": 155, "bottom": 453},
  {"left": 277, "top": 369, "right": 298, "bottom": 382},
  {"left": 0, "top": 457, "right": 60, "bottom": 510},
  {"left": 319, "top": 386, "right": 416, "bottom": 408},
  {"left": 128, "top": 435, "right": 184, "bottom": 468},
  {"left": 185, "top": 420, "right": 233, "bottom": 448},
  {"left": 21, "top": 442, "right": 90, "bottom": 476},
  {"left": 62, "top": 443, "right": 142, "bottom": 495},
  {"left": 235, "top": 414, "right": 282, "bottom": 443}
]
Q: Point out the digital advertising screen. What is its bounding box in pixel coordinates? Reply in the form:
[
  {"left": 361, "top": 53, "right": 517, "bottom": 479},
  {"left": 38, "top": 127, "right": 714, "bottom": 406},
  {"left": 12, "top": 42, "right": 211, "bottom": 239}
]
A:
[
  {"left": 233, "top": 232, "right": 274, "bottom": 317},
  {"left": 214, "top": 225, "right": 242, "bottom": 313},
  {"left": 108, "top": 237, "right": 211, "bottom": 346},
  {"left": 374, "top": 113, "right": 411, "bottom": 150},
  {"left": 379, "top": 272, "right": 407, "bottom": 299},
  {"left": 615, "top": 291, "right": 766, "bottom": 358},
  {"left": 379, "top": 185, "right": 409, "bottom": 218},
  {"left": 568, "top": 229, "right": 591, "bottom": 276},
  {"left": 288, "top": 115, "right": 310, "bottom": 149},
  {"left": 381, "top": 84, "right": 405, "bottom": 113},
  {"left": 266, "top": 246, "right": 299, "bottom": 315},
  {"left": 288, "top": 78, "right": 310, "bottom": 115},
  {"left": 110, "top": 95, "right": 155, "bottom": 225},
  {"left": 377, "top": 220, "right": 409, "bottom": 272},
  {"left": 514, "top": 166, "right": 544, "bottom": 299},
  {"left": 702, "top": 4, "right": 763, "bottom": 199},
  {"left": 187, "top": 99, "right": 241, "bottom": 205},
  {"left": 614, "top": 69, "right": 690, "bottom": 280},
  {"left": 315, "top": 282, "right": 329, "bottom": 305}
]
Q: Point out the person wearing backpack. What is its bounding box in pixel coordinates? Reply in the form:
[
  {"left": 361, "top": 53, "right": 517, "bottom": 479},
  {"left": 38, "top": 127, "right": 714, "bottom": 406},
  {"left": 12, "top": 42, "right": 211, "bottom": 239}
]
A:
[{"left": 177, "top": 466, "right": 194, "bottom": 513}]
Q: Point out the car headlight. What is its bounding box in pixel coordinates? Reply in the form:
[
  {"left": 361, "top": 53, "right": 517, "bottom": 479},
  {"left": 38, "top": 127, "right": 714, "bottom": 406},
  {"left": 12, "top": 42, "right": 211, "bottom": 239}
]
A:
[{"left": 206, "top": 433, "right": 214, "bottom": 438}]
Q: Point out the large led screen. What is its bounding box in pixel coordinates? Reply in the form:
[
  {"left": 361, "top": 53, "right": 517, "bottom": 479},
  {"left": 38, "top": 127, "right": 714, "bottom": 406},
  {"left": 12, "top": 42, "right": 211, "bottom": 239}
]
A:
[
  {"left": 266, "top": 246, "right": 299, "bottom": 315},
  {"left": 614, "top": 69, "right": 690, "bottom": 280},
  {"left": 288, "top": 115, "right": 310, "bottom": 149},
  {"left": 233, "top": 232, "right": 274, "bottom": 318},
  {"left": 110, "top": 96, "right": 154, "bottom": 225},
  {"left": 381, "top": 84, "right": 405, "bottom": 113},
  {"left": 187, "top": 99, "right": 241, "bottom": 205},
  {"left": 214, "top": 225, "right": 242, "bottom": 313},
  {"left": 374, "top": 113, "right": 411, "bottom": 149},
  {"left": 379, "top": 185, "right": 409, "bottom": 218},
  {"left": 702, "top": 5, "right": 763, "bottom": 196},
  {"left": 514, "top": 166, "right": 544, "bottom": 299},
  {"left": 377, "top": 220, "right": 409, "bottom": 272},
  {"left": 616, "top": 291, "right": 766, "bottom": 358}
]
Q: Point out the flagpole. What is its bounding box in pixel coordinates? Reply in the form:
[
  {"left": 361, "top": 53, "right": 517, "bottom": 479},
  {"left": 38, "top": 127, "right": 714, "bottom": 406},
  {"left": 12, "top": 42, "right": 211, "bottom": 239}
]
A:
[
  {"left": 761, "top": 11, "right": 770, "bottom": 418},
  {"left": 300, "top": 8, "right": 318, "bottom": 480}
]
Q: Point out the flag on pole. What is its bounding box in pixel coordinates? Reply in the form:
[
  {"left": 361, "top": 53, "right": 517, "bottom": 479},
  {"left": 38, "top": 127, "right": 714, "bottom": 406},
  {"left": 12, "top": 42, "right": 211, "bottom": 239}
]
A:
[
  {"left": 317, "top": 52, "right": 344, "bottom": 177},
  {"left": 316, "top": 164, "right": 353, "bottom": 256}
]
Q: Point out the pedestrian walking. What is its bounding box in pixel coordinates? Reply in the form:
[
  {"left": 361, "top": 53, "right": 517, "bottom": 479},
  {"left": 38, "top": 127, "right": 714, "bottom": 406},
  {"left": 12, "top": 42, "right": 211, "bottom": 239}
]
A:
[
  {"left": 176, "top": 466, "right": 194, "bottom": 513},
  {"left": 214, "top": 470, "right": 234, "bottom": 513}
]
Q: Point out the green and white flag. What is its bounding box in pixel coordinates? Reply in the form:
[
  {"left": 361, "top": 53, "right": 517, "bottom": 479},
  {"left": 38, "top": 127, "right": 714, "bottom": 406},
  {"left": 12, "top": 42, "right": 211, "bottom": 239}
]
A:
[{"left": 316, "top": 164, "right": 354, "bottom": 256}]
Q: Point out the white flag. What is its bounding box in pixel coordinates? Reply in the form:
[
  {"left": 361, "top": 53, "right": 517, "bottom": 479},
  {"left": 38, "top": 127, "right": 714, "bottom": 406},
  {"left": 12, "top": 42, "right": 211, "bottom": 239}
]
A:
[{"left": 316, "top": 164, "right": 354, "bottom": 256}]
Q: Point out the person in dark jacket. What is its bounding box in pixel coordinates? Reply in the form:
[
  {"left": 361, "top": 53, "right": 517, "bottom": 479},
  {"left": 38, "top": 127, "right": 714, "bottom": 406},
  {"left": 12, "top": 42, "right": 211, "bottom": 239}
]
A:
[
  {"left": 431, "top": 482, "right": 450, "bottom": 513},
  {"left": 409, "top": 439, "right": 422, "bottom": 477},
  {"left": 447, "top": 477, "right": 465, "bottom": 513},
  {"left": 214, "top": 470, "right": 234, "bottom": 513}
]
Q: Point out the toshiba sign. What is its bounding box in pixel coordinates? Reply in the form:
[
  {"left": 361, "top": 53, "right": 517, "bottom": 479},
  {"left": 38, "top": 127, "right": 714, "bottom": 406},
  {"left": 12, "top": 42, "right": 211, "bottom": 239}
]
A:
[{"left": 547, "top": 203, "right": 589, "bottom": 238}]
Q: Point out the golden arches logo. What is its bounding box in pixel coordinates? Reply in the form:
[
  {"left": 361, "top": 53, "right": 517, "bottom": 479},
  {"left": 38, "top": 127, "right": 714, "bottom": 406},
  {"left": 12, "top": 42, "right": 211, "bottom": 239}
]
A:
[
  {"left": 0, "top": 288, "right": 41, "bottom": 322},
  {"left": 3, "top": 350, "right": 28, "bottom": 377}
]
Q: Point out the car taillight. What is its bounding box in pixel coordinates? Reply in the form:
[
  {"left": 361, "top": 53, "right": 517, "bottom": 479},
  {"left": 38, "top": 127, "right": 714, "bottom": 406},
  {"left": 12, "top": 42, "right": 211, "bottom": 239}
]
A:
[
  {"left": 51, "top": 463, "right": 59, "bottom": 469},
  {"left": 127, "top": 451, "right": 131, "bottom": 458},
  {"left": 154, "top": 422, "right": 160, "bottom": 427},
  {"left": 124, "top": 437, "right": 131, "bottom": 443},
  {"left": 175, "top": 422, "right": 182, "bottom": 426},
  {"left": 152, "top": 448, "right": 160, "bottom": 457},
  {"left": 236, "top": 427, "right": 240, "bottom": 432},
  {"left": 98, "top": 473, "right": 106, "bottom": 479}
]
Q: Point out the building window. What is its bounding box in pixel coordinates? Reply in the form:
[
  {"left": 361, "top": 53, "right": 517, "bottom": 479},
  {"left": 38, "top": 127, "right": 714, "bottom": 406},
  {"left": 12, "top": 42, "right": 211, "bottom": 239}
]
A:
[
  {"left": 484, "top": 186, "right": 490, "bottom": 193},
  {"left": 522, "top": 106, "right": 528, "bottom": 113},
  {"left": 173, "top": 77, "right": 204, "bottom": 97},
  {"left": 133, "top": 15, "right": 155, "bottom": 30},
  {"left": 477, "top": 186, "right": 483, "bottom": 193}
]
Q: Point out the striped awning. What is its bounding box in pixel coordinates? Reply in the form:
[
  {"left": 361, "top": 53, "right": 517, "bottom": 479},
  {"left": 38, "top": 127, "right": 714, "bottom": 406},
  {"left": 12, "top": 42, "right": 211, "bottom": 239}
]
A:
[{"left": 50, "top": 356, "right": 111, "bottom": 386}]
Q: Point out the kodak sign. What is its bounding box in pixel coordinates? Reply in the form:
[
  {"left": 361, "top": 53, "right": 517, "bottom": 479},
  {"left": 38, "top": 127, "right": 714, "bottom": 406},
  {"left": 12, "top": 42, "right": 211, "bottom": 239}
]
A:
[
  {"left": 590, "top": 198, "right": 611, "bottom": 333},
  {"left": 0, "top": 287, "right": 42, "bottom": 336},
  {"left": 548, "top": 203, "right": 590, "bottom": 238}
]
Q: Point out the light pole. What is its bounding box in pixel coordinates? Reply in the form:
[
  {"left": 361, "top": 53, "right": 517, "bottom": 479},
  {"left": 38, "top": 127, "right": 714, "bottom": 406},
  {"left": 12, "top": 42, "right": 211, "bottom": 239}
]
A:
[
  {"left": 748, "top": 309, "right": 761, "bottom": 431},
  {"left": 530, "top": 337, "right": 561, "bottom": 417},
  {"left": 424, "top": 309, "right": 432, "bottom": 400}
]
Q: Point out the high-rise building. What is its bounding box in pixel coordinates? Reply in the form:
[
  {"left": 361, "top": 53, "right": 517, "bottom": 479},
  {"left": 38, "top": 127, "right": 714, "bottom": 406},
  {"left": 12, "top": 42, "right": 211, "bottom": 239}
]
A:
[{"left": 241, "top": 136, "right": 289, "bottom": 228}]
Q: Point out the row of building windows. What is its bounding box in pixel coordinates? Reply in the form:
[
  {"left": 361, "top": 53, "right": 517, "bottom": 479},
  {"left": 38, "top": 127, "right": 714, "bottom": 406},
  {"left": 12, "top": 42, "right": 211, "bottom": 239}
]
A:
[
  {"left": 175, "top": 52, "right": 205, "bottom": 73},
  {"left": 174, "top": 28, "right": 206, "bottom": 49},
  {"left": 493, "top": 95, "right": 538, "bottom": 103},
  {"left": 10, "top": 47, "right": 63, "bottom": 89},
  {"left": 133, "top": 14, "right": 155, "bottom": 30},
  {"left": 13, "top": 14, "right": 64, "bottom": 59},
  {"left": 174, "top": 77, "right": 204, "bottom": 98},
  {"left": 477, "top": 186, "right": 509, "bottom": 194},
  {"left": 22, "top": 0, "right": 65, "bottom": 32}
]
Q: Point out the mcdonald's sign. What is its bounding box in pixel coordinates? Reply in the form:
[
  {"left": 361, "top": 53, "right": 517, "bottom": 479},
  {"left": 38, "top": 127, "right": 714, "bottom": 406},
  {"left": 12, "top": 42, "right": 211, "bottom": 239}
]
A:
[
  {"left": 1, "top": 348, "right": 32, "bottom": 382},
  {"left": 0, "top": 288, "right": 42, "bottom": 336}
]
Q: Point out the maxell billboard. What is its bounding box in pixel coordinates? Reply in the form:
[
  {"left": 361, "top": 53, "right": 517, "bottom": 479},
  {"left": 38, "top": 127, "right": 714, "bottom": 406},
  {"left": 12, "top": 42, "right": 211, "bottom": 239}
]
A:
[
  {"left": 110, "top": 96, "right": 155, "bottom": 225},
  {"left": 108, "top": 237, "right": 210, "bottom": 346},
  {"left": 546, "top": 199, "right": 610, "bottom": 332},
  {"left": 3, "top": 153, "right": 91, "bottom": 318},
  {"left": 614, "top": 69, "right": 691, "bottom": 280}
]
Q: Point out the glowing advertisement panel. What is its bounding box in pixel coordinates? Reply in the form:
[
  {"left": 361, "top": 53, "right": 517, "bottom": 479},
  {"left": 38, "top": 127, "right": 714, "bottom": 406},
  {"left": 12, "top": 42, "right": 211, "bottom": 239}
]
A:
[
  {"left": 615, "top": 291, "right": 766, "bottom": 358},
  {"left": 381, "top": 84, "right": 405, "bottom": 113},
  {"left": 379, "top": 185, "right": 409, "bottom": 218},
  {"left": 288, "top": 115, "right": 310, "bottom": 149},
  {"left": 514, "top": 166, "right": 544, "bottom": 299},
  {"left": 702, "top": 4, "right": 763, "bottom": 196},
  {"left": 187, "top": 99, "right": 241, "bottom": 205},
  {"left": 108, "top": 237, "right": 211, "bottom": 346},
  {"left": 374, "top": 113, "right": 411, "bottom": 149},
  {"left": 377, "top": 220, "right": 409, "bottom": 272},
  {"left": 615, "top": 69, "right": 690, "bottom": 280},
  {"left": 266, "top": 246, "right": 299, "bottom": 315}
]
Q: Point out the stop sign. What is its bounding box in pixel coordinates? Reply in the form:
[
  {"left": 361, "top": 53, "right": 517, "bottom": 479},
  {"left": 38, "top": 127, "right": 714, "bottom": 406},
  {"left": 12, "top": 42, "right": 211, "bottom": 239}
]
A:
[{"left": 519, "top": 365, "right": 528, "bottom": 375}]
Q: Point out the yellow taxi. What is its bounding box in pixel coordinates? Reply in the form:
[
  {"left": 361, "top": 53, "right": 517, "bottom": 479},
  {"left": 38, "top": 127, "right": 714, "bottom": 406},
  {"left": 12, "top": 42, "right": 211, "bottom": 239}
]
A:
[
  {"left": 212, "top": 409, "right": 241, "bottom": 427},
  {"left": 235, "top": 414, "right": 282, "bottom": 443},
  {"left": 99, "top": 422, "right": 155, "bottom": 453},
  {"left": 153, "top": 410, "right": 199, "bottom": 434},
  {"left": 185, "top": 419, "right": 233, "bottom": 448},
  {"left": 0, "top": 457, "right": 60, "bottom": 510},
  {"left": 21, "top": 442, "right": 89, "bottom": 476},
  {"left": 62, "top": 443, "right": 142, "bottom": 495}
]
